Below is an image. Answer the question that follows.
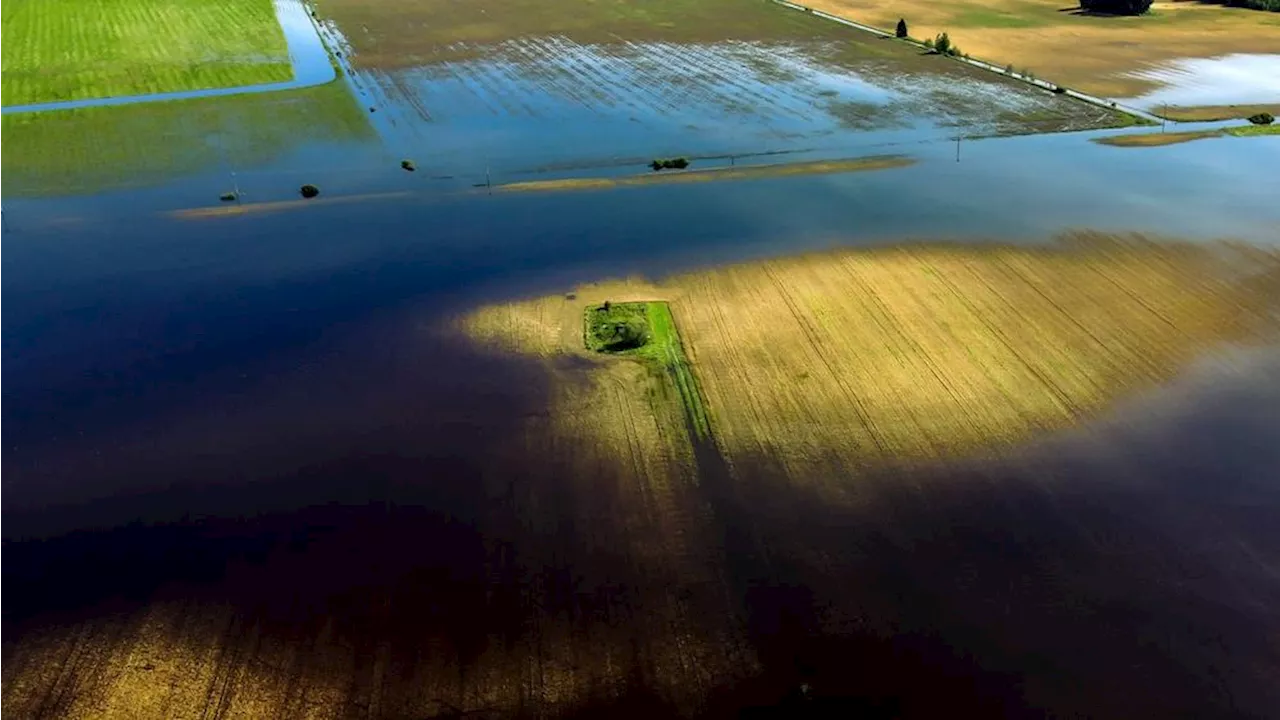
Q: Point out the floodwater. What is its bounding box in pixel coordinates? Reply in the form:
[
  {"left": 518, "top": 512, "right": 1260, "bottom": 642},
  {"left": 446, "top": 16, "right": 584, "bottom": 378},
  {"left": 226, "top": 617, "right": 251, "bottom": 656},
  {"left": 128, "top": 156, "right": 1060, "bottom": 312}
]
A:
[
  {"left": 1122, "top": 52, "right": 1280, "bottom": 110},
  {"left": 352, "top": 37, "right": 1125, "bottom": 176},
  {"left": 5, "top": 20, "right": 1280, "bottom": 717},
  {"left": 0, "top": 0, "right": 333, "bottom": 115}
]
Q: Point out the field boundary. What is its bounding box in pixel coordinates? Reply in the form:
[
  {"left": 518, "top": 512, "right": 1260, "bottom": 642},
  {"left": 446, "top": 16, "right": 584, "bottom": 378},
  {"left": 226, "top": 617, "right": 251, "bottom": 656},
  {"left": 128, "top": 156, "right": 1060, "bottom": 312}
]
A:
[{"left": 767, "top": 0, "right": 1161, "bottom": 125}]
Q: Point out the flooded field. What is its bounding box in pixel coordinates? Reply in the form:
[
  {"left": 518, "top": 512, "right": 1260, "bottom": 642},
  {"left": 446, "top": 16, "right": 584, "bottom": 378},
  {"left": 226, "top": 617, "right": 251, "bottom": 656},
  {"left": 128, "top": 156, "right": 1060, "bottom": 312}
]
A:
[
  {"left": 328, "top": 0, "right": 1134, "bottom": 176},
  {"left": 4, "top": 0, "right": 1280, "bottom": 716}
]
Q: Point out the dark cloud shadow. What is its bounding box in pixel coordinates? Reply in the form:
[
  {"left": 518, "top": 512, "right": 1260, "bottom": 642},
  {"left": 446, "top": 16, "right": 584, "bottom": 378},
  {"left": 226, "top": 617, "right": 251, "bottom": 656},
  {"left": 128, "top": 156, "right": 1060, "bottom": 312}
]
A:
[{"left": 703, "top": 347, "right": 1280, "bottom": 718}]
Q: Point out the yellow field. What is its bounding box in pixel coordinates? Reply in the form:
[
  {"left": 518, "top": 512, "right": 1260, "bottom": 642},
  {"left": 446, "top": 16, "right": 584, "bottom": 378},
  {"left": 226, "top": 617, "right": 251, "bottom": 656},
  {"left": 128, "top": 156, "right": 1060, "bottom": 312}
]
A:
[
  {"left": 461, "top": 234, "right": 1280, "bottom": 715},
  {"left": 467, "top": 234, "right": 1280, "bottom": 484},
  {"left": 804, "top": 0, "right": 1280, "bottom": 100}
]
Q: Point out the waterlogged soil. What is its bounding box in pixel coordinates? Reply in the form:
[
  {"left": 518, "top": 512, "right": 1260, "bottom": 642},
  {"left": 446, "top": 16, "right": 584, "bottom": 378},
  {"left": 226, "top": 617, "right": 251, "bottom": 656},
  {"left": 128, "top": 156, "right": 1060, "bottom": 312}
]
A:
[{"left": 354, "top": 39, "right": 1125, "bottom": 177}]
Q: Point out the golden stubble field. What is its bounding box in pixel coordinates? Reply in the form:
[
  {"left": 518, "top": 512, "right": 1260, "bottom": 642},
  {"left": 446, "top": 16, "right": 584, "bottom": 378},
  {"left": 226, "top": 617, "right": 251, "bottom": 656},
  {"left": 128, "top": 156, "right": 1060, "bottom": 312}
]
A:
[
  {"left": 804, "top": 0, "right": 1280, "bottom": 99},
  {"left": 469, "top": 234, "right": 1280, "bottom": 490},
  {"left": 460, "top": 233, "right": 1280, "bottom": 714}
]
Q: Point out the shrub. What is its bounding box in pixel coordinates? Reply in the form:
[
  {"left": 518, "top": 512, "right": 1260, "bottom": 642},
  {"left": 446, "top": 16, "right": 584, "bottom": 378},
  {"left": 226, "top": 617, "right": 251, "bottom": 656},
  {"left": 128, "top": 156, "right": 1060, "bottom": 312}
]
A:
[
  {"left": 1053, "top": 85, "right": 1067, "bottom": 94},
  {"left": 1224, "top": 0, "right": 1280, "bottom": 10},
  {"left": 896, "top": 18, "right": 908, "bottom": 38},
  {"left": 300, "top": 184, "right": 320, "bottom": 198},
  {"left": 934, "top": 32, "right": 951, "bottom": 55},
  {"left": 401, "top": 159, "right": 417, "bottom": 171},
  {"left": 1247, "top": 112, "right": 1275, "bottom": 125},
  {"left": 1079, "top": 0, "right": 1152, "bottom": 14},
  {"left": 922, "top": 38, "right": 934, "bottom": 50},
  {"left": 599, "top": 319, "right": 649, "bottom": 351},
  {"left": 589, "top": 302, "right": 651, "bottom": 352},
  {"left": 651, "top": 157, "right": 691, "bottom": 171},
  {"left": 1005, "top": 64, "right": 1014, "bottom": 74},
  {"left": 219, "top": 192, "right": 237, "bottom": 202}
]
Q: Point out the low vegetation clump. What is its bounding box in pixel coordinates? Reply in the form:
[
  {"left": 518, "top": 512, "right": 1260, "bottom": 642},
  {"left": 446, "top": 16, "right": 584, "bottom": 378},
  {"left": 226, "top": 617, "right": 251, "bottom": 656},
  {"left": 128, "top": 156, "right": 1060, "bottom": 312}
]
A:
[
  {"left": 1052, "top": 85, "right": 1067, "bottom": 94},
  {"left": 650, "top": 157, "right": 690, "bottom": 171},
  {"left": 930, "top": 32, "right": 962, "bottom": 57},
  {"left": 1247, "top": 112, "right": 1275, "bottom": 125},
  {"left": 299, "top": 183, "right": 320, "bottom": 198},
  {"left": 401, "top": 159, "right": 417, "bottom": 171},
  {"left": 1224, "top": 0, "right": 1279, "bottom": 10},
  {"left": 220, "top": 191, "right": 238, "bottom": 202},
  {"left": 586, "top": 302, "right": 651, "bottom": 352},
  {"left": 1079, "top": 0, "right": 1152, "bottom": 14}
]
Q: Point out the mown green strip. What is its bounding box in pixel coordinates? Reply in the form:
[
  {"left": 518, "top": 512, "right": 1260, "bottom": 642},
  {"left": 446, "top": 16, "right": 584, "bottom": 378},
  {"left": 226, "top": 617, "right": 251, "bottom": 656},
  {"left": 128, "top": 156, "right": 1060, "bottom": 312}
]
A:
[{"left": 584, "top": 301, "right": 714, "bottom": 442}]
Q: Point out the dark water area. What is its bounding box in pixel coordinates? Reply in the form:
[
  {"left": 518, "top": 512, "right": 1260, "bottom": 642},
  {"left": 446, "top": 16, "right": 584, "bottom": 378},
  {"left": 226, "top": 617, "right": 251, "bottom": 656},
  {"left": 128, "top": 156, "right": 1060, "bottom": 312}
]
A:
[{"left": 4, "top": 86, "right": 1280, "bottom": 715}]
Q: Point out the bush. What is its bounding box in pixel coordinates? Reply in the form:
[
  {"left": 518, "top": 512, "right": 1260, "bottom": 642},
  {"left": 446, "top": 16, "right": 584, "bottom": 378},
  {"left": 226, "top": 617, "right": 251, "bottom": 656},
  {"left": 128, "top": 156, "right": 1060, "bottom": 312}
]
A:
[
  {"left": 589, "top": 302, "right": 652, "bottom": 352},
  {"left": 1079, "top": 0, "right": 1152, "bottom": 14},
  {"left": 1053, "top": 85, "right": 1067, "bottom": 94},
  {"left": 922, "top": 38, "right": 934, "bottom": 50},
  {"left": 300, "top": 184, "right": 320, "bottom": 198},
  {"left": 1005, "top": 63, "right": 1014, "bottom": 74},
  {"left": 1224, "top": 0, "right": 1279, "bottom": 10},
  {"left": 1247, "top": 112, "right": 1275, "bottom": 125},
  {"left": 599, "top": 319, "right": 649, "bottom": 351},
  {"left": 895, "top": 18, "right": 908, "bottom": 38},
  {"left": 651, "top": 157, "right": 691, "bottom": 171},
  {"left": 219, "top": 192, "right": 237, "bottom": 202},
  {"left": 401, "top": 159, "right": 416, "bottom": 171},
  {"left": 934, "top": 32, "right": 951, "bottom": 55}
]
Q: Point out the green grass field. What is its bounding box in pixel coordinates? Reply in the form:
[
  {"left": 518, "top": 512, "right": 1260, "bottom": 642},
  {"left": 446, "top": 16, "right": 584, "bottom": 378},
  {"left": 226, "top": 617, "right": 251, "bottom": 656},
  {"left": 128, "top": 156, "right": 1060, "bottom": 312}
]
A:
[
  {"left": 2, "top": 0, "right": 292, "bottom": 105},
  {"left": 1, "top": 78, "right": 374, "bottom": 196}
]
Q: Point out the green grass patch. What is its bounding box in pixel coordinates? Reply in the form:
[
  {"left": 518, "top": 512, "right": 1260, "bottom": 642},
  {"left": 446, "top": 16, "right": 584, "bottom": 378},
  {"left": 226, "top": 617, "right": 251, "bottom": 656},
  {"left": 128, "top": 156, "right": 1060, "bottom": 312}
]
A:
[
  {"left": 1093, "top": 124, "right": 1279, "bottom": 147},
  {"left": 585, "top": 301, "right": 713, "bottom": 441},
  {"left": 1, "top": 78, "right": 374, "bottom": 197},
  {"left": 1223, "top": 123, "right": 1280, "bottom": 137},
  {"left": 2, "top": 0, "right": 291, "bottom": 105},
  {"left": 950, "top": 7, "right": 1045, "bottom": 28}
]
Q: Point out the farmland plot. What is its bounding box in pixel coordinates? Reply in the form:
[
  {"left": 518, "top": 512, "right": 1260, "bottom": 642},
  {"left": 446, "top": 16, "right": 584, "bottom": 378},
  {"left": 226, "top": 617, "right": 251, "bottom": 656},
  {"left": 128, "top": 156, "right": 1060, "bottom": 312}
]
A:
[
  {"left": 454, "top": 234, "right": 1280, "bottom": 716},
  {"left": 319, "top": 0, "right": 1132, "bottom": 175},
  {"left": 2, "top": 0, "right": 291, "bottom": 105}
]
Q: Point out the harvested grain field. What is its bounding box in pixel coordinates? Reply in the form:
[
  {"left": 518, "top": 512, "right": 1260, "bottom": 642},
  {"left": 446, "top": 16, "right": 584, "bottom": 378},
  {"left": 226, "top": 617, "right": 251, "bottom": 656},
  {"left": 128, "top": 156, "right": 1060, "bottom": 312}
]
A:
[
  {"left": 802, "top": 0, "right": 1280, "bottom": 101},
  {"left": 1, "top": 0, "right": 291, "bottom": 105},
  {"left": 469, "top": 234, "right": 1280, "bottom": 477},
  {"left": 453, "top": 233, "right": 1280, "bottom": 715}
]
